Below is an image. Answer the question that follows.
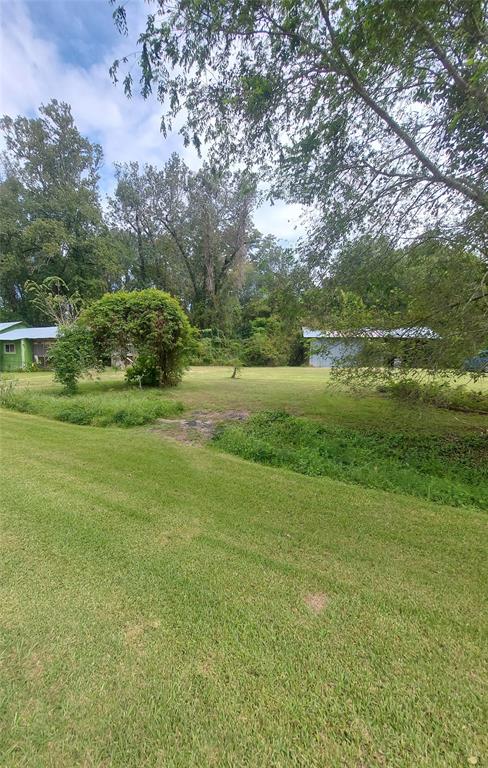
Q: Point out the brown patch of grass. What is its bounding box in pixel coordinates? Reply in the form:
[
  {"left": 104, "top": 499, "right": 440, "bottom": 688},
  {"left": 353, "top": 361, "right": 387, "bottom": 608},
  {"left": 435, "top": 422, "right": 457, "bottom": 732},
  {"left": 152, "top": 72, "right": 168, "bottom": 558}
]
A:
[
  {"left": 124, "top": 619, "right": 161, "bottom": 646},
  {"left": 24, "top": 652, "right": 47, "bottom": 681},
  {"left": 304, "top": 592, "right": 329, "bottom": 614}
]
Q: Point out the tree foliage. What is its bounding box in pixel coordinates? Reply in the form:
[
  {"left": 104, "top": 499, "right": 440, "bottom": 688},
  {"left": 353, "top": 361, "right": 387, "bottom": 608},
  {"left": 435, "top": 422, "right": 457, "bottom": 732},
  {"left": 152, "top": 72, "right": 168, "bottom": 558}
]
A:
[
  {"left": 24, "top": 276, "right": 84, "bottom": 325},
  {"left": 112, "top": 0, "right": 488, "bottom": 256},
  {"left": 305, "top": 235, "right": 488, "bottom": 374},
  {"left": 0, "top": 101, "right": 115, "bottom": 322},
  {"left": 108, "top": 155, "right": 257, "bottom": 328}
]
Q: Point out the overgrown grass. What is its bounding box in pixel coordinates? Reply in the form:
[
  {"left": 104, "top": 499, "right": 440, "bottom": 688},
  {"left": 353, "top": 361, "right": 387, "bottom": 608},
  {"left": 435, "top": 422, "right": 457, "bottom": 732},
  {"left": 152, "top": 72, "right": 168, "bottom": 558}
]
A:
[
  {"left": 214, "top": 411, "right": 488, "bottom": 509},
  {"left": 0, "top": 388, "right": 183, "bottom": 427},
  {"left": 382, "top": 377, "right": 488, "bottom": 413}
]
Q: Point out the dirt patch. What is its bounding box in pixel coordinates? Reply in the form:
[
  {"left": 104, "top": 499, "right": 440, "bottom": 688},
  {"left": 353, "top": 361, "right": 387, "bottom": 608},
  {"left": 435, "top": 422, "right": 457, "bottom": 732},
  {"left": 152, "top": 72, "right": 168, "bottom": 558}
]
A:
[
  {"left": 150, "top": 409, "right": 249, "bottom": 444},
  {"left": 304, "top": 592, "right": 329, "bottom": 614}
]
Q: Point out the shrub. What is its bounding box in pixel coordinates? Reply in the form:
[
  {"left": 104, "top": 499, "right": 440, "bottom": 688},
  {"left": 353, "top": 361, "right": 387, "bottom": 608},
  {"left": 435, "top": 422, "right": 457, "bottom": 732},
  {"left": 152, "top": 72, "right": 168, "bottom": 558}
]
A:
[
  {"left": 49, "top": 324, "right": 98, "bottom": 394},
  {"left": 126, "top": 353, "right": 159, "bottom": 387},
  {"left": 383, "top": 378, "right": 488, "bottom": 413},
  {"left": 242, "top": 333, "right": 287, "bottom": 366},
  {"left": 190, "top": 330, "right": 243, "bottom": 365},
  {"left": 81, "top": 289, "right": 193, "bottom": 387}
]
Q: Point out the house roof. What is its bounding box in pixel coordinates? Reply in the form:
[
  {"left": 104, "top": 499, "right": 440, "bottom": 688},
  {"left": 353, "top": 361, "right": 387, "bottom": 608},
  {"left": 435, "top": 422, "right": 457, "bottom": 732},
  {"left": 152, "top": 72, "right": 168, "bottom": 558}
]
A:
[
  {"left": 302, "top": 326, "right": 439, "bottom": 340},
  {"left": 0, "top": 326, "right": 58, "bottom": 341},
  {"left": 0, "top": 321, "right": 23, "bottom": 333}
]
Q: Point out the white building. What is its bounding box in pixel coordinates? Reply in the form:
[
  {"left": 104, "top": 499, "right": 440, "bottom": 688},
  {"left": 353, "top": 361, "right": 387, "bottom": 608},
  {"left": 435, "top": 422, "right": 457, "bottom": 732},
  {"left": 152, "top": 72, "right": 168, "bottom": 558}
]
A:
[{"left": 302, "top": 327, "right": 439, "bottom": 367}]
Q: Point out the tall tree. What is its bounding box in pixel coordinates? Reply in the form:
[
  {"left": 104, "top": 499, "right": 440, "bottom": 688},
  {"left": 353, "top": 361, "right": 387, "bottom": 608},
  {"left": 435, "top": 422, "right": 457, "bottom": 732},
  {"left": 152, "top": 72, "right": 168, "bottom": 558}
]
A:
[
  {"left": 111, "top": 0, "right": 488, "bottom": 256},
  {"left": 0, "top": 101, "right": 114, "bottom": 322},
  {"left": 109, "top": 155, "right": 257, "bottom": 328}
]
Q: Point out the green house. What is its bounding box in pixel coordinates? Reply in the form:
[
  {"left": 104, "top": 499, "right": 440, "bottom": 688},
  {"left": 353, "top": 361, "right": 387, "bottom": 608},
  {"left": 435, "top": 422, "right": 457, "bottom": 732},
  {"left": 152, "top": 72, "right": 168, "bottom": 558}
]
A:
[{"left": 0, "top": 322, "right": 58, "bottom": 372}]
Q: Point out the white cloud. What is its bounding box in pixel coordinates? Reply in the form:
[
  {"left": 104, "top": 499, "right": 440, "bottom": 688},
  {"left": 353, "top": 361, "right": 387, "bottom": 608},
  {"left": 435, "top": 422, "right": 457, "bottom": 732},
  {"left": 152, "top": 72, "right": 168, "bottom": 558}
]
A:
[
  {"left": 0, "top": 0, "right": 307, "bottom": 240},
  {"left": 253, "top": 200, "right": 308, "bottom": 244}
]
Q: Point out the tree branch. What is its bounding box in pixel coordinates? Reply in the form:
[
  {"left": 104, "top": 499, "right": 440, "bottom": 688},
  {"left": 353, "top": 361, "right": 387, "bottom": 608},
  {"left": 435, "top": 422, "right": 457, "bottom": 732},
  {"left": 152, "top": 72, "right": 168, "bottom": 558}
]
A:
[{"left": 316, "top": 0, "right": 488, "bottom": 211}]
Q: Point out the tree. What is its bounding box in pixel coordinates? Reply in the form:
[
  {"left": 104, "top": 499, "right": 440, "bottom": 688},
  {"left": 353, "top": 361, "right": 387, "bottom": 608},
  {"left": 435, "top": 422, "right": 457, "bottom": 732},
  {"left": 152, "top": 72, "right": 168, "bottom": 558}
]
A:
[
  {"left": 108, "top": 155, "right": 257, "bottom": 328},
  {"left": 240, "top": 235, "right": 311, "bottom": 364},
  {"left": 1, "top": 100, "right": 102, "bottom": 193},
  {"left": 111, "top": 0, "right": 488, "bottom": 256},
  {"left": 80, "top": 289, "right": 193, "bottom": 386},
  {"left": 0, "top": 101, "right": 116, "bottom": 321},
  {"left": 24, "top": 276, "right": 84, "bottom": 325},
  {"left": 305, "top": 235, "right": 488, "bottom": 373},
  {"left": 49, "top": 324, "right": 98, "bottom": 394},
  {"left": 108, "top": 159, "right": 190, "bottom": 295}
]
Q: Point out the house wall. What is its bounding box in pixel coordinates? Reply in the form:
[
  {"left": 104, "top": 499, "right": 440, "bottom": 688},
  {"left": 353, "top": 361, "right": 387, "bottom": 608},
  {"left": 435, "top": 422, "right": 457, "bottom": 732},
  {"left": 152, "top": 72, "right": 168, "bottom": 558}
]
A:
[
  {"left": 22, "top": 339, "right": 34, "bottom": 368},
  {"left": 0, "top": 338, "right": 33, "bottom": 371},
  {"left": 309, "top": 339, "right": 362, "bottom": 367}
]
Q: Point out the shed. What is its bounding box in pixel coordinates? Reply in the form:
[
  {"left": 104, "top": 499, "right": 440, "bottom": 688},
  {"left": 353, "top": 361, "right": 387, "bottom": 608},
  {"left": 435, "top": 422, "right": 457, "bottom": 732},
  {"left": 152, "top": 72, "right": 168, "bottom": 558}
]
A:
[{"left": 303, "top": 327, "right": 439, "bottom": 368}]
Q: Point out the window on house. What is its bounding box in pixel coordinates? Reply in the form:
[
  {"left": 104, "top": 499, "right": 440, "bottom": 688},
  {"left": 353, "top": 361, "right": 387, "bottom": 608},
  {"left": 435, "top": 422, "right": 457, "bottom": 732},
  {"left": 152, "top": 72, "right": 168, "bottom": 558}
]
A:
[{"left": 4, "top": 343, "right": 16, "bottom": 353}]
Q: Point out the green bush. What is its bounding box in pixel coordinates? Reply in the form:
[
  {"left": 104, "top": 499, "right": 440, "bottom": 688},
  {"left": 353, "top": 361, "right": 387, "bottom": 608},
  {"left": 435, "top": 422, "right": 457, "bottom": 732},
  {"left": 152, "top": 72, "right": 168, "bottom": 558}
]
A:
[
  {"left": 214, "top": 411, "right": 488, "bottom": 509},
  {"left": 242, "top": 333, "right": 287, "bottom": 366},
  {"left": 49, "top": 324, "right": 98, "bottom": 393},
  {"left": 126, "top": 353, "right": 160, "bottom": 387},
  {"left": 383, "top": 378, "right": 488, "bottom": 413},
  {"left": 190, "top": 330, "right": 243, "bottom": 365},
  {"left": 81, "top": 289, "right": 193, "bottom": 387},
  {"left": 0, "top": 389, "right": 183, "bottom": 427}
]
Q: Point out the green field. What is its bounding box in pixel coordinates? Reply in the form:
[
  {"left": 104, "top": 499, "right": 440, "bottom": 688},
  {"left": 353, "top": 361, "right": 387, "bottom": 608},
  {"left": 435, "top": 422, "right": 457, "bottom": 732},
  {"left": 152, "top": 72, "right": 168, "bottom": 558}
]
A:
[
  {"left": 1, "top": 368, "right": 487, "bottom": 767},
  {"left": 5, "top": 365, "right": 488, "bottom": 433}
]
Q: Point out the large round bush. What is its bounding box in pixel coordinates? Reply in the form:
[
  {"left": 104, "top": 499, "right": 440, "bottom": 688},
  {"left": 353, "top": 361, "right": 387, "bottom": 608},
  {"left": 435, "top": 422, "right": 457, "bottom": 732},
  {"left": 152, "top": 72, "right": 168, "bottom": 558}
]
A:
[{"left": 81, "top": 289, "right": 192, "bottom": 387}]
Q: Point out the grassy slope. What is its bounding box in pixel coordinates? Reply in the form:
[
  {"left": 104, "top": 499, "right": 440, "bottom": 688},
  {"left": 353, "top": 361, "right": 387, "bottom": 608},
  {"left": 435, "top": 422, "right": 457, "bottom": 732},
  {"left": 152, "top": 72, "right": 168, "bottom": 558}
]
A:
[
  {"left": 1, "top": 409, "right": 487, "bottom": 767},
  {"left": 8, "top": 366, "right": 488, "bottom": 435},
  {"left": 214, "top": 412, "right": 488, "bottom": 509}
]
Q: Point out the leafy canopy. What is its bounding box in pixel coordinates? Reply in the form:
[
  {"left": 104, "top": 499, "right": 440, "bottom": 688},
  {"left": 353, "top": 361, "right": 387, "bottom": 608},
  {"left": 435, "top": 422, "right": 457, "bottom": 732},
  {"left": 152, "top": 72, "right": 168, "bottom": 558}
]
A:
[
  {"left": 111, "top": 0, "right": 488, "bottom": 254},
  {"left": 0, "top": 101, "right": 115, "bottom": 322}
]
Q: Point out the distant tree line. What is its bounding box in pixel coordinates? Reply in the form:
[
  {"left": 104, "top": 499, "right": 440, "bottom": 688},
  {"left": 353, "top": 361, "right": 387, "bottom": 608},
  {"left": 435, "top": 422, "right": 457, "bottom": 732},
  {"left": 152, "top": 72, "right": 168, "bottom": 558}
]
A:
[
  {"left": 0, "top": 100, "right": 308, "bottom": 366},
  {"left": 0, "top": 96, "right": 486, "bottom": 374}
]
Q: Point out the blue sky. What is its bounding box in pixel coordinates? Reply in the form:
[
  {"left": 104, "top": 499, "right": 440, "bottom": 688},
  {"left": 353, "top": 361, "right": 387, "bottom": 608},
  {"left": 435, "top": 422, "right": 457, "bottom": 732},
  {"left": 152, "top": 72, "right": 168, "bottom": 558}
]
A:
[{"left": 0, "top": 0, "right": 307, "bottom": 241}]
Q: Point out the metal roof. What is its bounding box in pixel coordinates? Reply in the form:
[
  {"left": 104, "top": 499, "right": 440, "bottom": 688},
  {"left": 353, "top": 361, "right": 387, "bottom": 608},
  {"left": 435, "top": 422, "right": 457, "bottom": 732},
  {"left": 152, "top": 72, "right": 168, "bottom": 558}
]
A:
[
  {"left": 0, "top": 321, "right": 23, "bottom": 333},
  {"left": 0, "top": 326, "right": 58, "bottom": 341},
  {"left": 302, "top": 326, "right": 439, "bottom": 340}
]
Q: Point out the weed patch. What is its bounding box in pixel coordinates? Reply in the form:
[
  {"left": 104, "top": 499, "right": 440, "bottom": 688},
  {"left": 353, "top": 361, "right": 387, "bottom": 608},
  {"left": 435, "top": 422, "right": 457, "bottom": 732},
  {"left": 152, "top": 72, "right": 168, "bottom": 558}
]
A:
[
  {"left": 0, "top": 389, "right": 183, "bottom": 427},
  {"left": 214, "top": 411, "right": 488, "bottom": 509},
  {"left": 382, "top": 378, "right": 488, "bottom": 413}
]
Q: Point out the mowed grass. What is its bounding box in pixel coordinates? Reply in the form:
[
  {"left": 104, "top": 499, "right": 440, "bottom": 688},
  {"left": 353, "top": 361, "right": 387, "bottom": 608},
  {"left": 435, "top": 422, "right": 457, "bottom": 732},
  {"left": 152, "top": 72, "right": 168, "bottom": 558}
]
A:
[
  {"left": 6, "top": 366, "right": 488, "bottom": 435},
  {"left": 1, "top": 409, "right": 488, "bottom": 767}
]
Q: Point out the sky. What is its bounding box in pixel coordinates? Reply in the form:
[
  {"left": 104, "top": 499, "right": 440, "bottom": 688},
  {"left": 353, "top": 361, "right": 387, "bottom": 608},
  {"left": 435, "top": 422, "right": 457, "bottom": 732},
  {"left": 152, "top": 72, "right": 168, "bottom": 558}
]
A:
[{"left": 0, "top": 0, "right": 307, "bottom": 242}]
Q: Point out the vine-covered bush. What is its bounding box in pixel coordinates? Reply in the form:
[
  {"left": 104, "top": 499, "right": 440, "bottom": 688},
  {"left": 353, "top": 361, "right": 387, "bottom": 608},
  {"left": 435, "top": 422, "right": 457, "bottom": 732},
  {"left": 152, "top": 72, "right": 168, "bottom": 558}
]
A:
[{"left": 81, "top": 289, "right": 193, "bottom": 387}]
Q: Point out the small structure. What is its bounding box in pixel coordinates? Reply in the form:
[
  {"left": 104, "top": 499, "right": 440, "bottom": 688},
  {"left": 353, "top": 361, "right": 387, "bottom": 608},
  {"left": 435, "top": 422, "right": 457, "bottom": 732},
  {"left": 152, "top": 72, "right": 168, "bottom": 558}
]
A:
[
  {"left": 303, "top": 327, "right": 439, "bottom": 368},
  {"left": 0, "top": 322, "right": 58, "bottom": 371}
]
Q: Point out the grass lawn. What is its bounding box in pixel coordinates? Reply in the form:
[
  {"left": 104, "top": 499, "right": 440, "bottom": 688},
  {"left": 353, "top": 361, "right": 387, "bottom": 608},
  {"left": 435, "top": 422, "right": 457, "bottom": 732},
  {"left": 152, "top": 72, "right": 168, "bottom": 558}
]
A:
[
  {"left": 6, "top": 366, "right": 488, "bottom": 435},
  {"left": 1, "top": 368, "right": 487, "bottom": 766}
]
